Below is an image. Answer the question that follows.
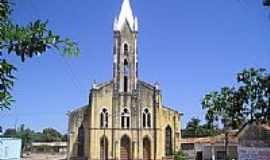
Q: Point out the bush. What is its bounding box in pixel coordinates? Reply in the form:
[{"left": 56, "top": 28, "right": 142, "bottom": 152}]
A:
[{"left": 174, "top": 150, "right": 187, "bottom": 160}]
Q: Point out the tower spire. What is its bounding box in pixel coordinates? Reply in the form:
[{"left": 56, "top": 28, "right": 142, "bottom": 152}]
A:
[
  {"left": 113, "top": 0, "right": 138, "bottom": 92},
  {"left": 114, "top": 0, "right": 138, "bottom": 32}
]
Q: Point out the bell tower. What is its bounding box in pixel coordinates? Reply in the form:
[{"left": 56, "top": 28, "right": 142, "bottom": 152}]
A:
[{"left": 113, "top": 0, "right": 138, "bottom": 93}]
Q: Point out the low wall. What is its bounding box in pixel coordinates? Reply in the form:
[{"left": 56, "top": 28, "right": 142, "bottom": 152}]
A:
[{"left": 238, "top": 146, "right": 270, "bottom": 160}]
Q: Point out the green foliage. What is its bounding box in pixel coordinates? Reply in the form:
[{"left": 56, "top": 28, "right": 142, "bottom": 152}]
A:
[
  {"left": 0, "top": 0, "right": 80, "bottom": 110},
  {"left": 4, "top": 125, "right": 35, "bottom": 151},
  {"left": 0, "top": 59, "right": 16, "bottom": 110},
  {"left": 0, "top": 20, "right": 80, "bottom": 61},
  {"left": 42, "top": 128, "right": 62, "bottom": 142},
  {"left": 174, "top": 150, "right": 187, "bottom": 160},
  {"left": 202, "top": 87, "right": 245, "bottom": 130},
  {"left": 200, "top": 68, "right": 269, "bottom": 160},
  {"left": 61, "top": 134, "right": 68, "bottom": 141},
  {"left": 202, "top": 68, "right": 270, "bottom": 130},
  {"left": 237, "top": 68, "right": 270, "bottom": 123},
  {"left": 0, "top": 0, "right": 11, "bottom": 22},
  {"left": 264, "top": 0, "right": 270, "bottom": 6},
  {"left": 3, "top": 125, "right": 66, "bottom": 143},
  {"left": 3, "top": 128, "right": 16, "bottom": 137},
  {"left": 182, "top": 117, "right": 221, "bottom": 138}
]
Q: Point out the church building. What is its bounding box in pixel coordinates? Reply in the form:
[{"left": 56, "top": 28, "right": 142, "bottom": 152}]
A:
[{"left": 67, "top": 0, "right": 182, "bottom": 159}]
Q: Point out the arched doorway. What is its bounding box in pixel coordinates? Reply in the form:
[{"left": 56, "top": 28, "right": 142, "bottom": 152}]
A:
[
  {"left": 120, "top": 135, "right": 130, "bottom": 160},
  {"left": 77, "top": 125, "right": 84, "bottom": 157},
  {"left": 100, "top": 136, "right": 108, "bottom": 160},
  {"left": 165, "top": 125, "right": 172, "bottom": 156},
  {"left": 143, "top": 137, "right": 151, "bottom": 160}
]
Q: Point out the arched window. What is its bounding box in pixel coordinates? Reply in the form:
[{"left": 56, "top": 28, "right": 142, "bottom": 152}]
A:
[
  {"left": 124, "top": 43, "right": 128, "bottom": 55},
  {"left": 165, "top": 125, "right": 172, "bottom": 156},
  {"left": 77, "top": 124, "right": 85, "bottom": 157},
  {"left": 121, "top": 108, "right": 130, "bottom": 128},
  {"left": 124, "top": 59, "right": 129, "bottom": 92},
  {"left": 100, "top": 108, "right": 108, "bottom": 128},
  {"left": 143, "top": 108, "right": 151, "bottom": 128}
]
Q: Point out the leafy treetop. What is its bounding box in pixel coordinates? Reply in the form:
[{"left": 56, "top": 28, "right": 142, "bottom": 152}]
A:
[{"left": 0, "top": 0, "right": 80, "bottom": 110}]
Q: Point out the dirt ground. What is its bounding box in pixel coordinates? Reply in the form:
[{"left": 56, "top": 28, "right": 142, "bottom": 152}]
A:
[{"left": 22, "top": 153, "right": 66, "bottom": 160}]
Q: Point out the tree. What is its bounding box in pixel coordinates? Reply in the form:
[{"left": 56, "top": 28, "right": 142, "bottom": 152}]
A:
[
  {"left": 3, "top": 128, "right": 16, "bottom": 137},
  {"left": 182, "top": 117, "right": 221, "bottom": 138},
  {"left": 18, "top": 128, "right": 35, "bottom": 152},
  {"left": 0, "top": 0, "right": 80, "bottom": 110},
  {"left": 237, "top": 68, "right": 270, "bottom": 123},
  {"left": 3, "top": 125, "right": 34, "bottom": 153},
  {"left": 202, "top": 87, "right": 246, "bottom": 130},
  {"left": 201, "top": 68, "right": 270, "bottom": 160},
  {"left": 264, "top": 0, "right": 270, "bottom": 6},
  {"left": 202, "top": 68, "right": 270, "bottom": 128},
  {"left": 3, "top": 125, "right": 66, "bottom": 144},
  {"left": 42, "top": 128, "right": 62, "bottom": 142},
  {"left": 202, "top": 87, "right": 245, "bottom": 160},
  {"left": 61, "top": 133, "right": 68, "bottom": 141},
  {"left": 184, "top": 118, "right": 202, "bottom": 137}
]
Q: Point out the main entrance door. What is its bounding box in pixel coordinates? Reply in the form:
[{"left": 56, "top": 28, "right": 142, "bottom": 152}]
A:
[
  {"left": 143, "top": 137, "right": 151, "bottom": 160},
  {"left": 100, "top": 136, "right": 108, "bottom": 160},
  {"left": 120, "top": 135, "right": 130, "bottom": 160}
]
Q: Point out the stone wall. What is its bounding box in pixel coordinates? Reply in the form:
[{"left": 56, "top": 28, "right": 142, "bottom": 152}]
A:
[{"left": 238, "top": 147, "right": 270, "bottom": 160}]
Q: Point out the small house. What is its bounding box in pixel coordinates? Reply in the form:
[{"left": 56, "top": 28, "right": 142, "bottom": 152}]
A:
[{"left": 0, "top": 138, "right": 22, "bottom": 160}]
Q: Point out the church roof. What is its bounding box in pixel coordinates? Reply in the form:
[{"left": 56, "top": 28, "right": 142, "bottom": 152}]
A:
[
  {"left": 138, "top": 80, "right": 156, "bottom": 90},
  {"left": 92, "top": 80, "right": 113, "bottom": 90},
  {"left": 114, "top": 0, "right": 138, "bottom": 32},
  {"left": 67, "top": 105, "right": 88, "bottom": 117}
]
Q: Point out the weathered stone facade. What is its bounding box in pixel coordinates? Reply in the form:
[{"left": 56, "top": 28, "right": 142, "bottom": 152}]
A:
[
  {"left": 238, "top": 122, "right": 270, "bottom": 160},
  {"left": 181, "top": 122, "right": 270, "bottom": 160},
  {"left": 67, "top": 1, "right": 182, "bottom": 160}
]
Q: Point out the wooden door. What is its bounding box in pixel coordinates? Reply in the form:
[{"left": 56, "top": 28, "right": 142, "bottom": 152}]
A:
[
  {"left": 120, "top": 135, "right": 130, "bottom": 160},
  {"left": 100, "top": 137, "right": 108, "bottom": 160},
  {"left": 143, "top": 137, "right": 151, "bottom": 160}
]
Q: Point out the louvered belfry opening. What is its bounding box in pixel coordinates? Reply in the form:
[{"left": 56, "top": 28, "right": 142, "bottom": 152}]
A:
[{"left": 120, "top": 135, "right": 130, "bottom": 160}]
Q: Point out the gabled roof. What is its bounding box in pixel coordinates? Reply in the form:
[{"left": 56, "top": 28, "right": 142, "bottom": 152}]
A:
[
  {"left": 236, "top": 121, "right": 270, "bottom": 137},
  {"left": 181, "top": 122, "right": 270, "bottom": 145},
  {"left": 181, "top": 130, "right": 239, "bottom": 144},
  {"left": 92, "top": 80, "right": 113, "bottom": 90},
  {"left": 163, "top": 105, "right": 183, "bottom": 115},
  {"left": 138, "top": 80, "right": 156, "bottom": 90},
  {"left": 67, "top": 105, "right": 88, "bottom": 117}
]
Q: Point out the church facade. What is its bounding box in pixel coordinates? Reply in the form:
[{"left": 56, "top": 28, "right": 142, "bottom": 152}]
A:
[{"left": 67, "top": 0, "right": 182, "bottom": 160}]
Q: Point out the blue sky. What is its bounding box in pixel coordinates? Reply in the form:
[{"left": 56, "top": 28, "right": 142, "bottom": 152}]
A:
[{"left": 1, "top": 0, "right": 270, "bottom": 133}]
